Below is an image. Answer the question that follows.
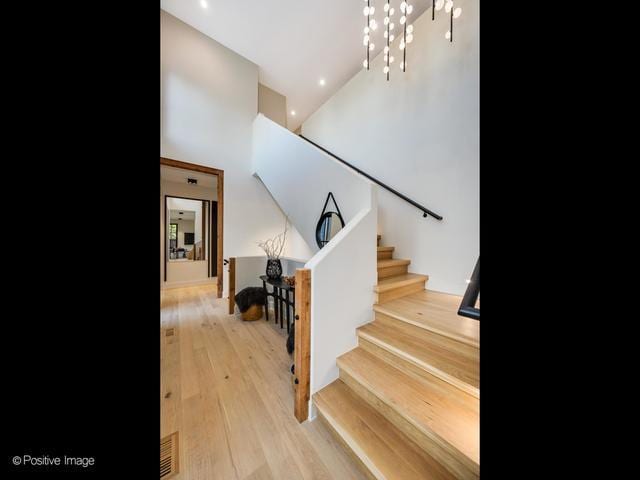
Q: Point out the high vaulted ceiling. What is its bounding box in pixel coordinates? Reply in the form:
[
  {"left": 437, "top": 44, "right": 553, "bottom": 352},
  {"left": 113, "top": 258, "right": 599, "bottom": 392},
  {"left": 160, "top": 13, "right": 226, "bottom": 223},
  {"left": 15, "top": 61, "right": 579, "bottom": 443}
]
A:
[{"left": 160, "top": 0, "right": 430, "bottom": 131}]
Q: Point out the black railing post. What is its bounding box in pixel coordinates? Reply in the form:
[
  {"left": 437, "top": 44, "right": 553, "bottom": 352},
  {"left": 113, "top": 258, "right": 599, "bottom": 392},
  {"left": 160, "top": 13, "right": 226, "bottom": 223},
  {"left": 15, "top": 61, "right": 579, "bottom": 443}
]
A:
[{"left": 458, "top": 257, "right": 480, "bottom": 320}]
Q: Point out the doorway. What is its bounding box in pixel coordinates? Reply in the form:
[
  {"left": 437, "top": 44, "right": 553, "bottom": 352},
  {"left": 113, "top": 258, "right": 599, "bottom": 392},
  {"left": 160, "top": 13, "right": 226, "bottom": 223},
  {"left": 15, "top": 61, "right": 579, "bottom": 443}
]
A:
[{"left": 161, "top": 157, "right": 224, "bottom": 298}]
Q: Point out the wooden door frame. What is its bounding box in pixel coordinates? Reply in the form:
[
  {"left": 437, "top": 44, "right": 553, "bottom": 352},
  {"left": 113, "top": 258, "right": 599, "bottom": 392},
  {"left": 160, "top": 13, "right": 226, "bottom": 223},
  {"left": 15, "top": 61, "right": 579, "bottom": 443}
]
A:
[{"left": 161, "top": 157, "right": 224, "bottom": 298}]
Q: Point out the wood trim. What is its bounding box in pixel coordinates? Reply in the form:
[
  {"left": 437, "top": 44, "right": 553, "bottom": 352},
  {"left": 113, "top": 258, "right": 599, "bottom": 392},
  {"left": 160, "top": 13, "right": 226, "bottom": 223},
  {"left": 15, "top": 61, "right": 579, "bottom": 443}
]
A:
[
  {"left": 201, "top": 200, "right": 206, "bottom": 262},
  {"left": 161, "top": 157, "right": 224, "bottom": 176},
  {"left": 164, "top": 196, "right": 168, "bottom": 282},
  {"left": 294, "top": 268, "right": 311, "bottom": 422},
  {"left": 206, "top": 201, "right": 210, "bottom": 277},
  {"left": 210, "top": 201, "right": 217, "bottom": 279},
  {"left": 161, "top": 157, "right": 224, "bottom": 298},
  {"left": 216, "top": 171, "right": 224, "bottom": 298},
  {"left": 228, "top": 257, "right": 236, "bottom": 315}
]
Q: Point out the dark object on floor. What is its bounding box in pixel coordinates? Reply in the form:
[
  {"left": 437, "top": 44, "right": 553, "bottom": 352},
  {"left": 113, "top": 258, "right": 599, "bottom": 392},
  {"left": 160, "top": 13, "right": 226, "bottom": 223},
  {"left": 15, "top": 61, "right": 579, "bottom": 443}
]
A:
[
  {"left": 235, "top": 287, "right": 266, "bottom": 313},
  {"left": 241, "top": 304, "right": 263, "bottom": 321},
  {"left": 287, "top": 322, "right": 295, "bottom": 354}
]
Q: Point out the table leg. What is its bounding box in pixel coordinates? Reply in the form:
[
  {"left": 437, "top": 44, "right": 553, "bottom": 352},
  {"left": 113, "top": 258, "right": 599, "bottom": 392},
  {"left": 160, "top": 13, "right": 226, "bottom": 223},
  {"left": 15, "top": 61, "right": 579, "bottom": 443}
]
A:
[
  {"left": 279, "top": 288, "right": 284, "bottom": 329},
  {"left": 274, "top": 287, "right": 279, "bottom": 324},
  {"left": 286, "top": 290, "right": 291, "bottom": 334},
  {"left": 262, "top": 281, "right": 269, "bottom": 321}
]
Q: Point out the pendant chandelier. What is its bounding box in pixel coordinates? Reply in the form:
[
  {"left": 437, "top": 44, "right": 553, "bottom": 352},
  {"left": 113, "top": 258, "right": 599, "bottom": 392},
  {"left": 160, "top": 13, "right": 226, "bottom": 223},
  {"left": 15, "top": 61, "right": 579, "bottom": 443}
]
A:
[
  {"left": 362, "top": 0, "right": 463, "bottom": 79},
  {"left": 435, "top": 0, "right": 462, "bottom": 42}
]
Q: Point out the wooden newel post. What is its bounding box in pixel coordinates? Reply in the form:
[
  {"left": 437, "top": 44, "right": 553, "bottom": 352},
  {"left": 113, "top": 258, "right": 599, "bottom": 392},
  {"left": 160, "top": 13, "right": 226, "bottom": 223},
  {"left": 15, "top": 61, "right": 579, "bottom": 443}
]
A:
[
  {"left": 228, "top": 257, "right": 236, "bottom": 315},
  {"left": 294, "top": 268, "right": 311, "bottom": 422}
]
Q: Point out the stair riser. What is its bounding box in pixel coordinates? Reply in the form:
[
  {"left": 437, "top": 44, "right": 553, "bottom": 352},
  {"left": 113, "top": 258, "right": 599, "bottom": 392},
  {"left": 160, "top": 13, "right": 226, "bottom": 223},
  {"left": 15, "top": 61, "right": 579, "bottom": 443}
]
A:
[
  {"left": 377, "top": 265, "right": 409, "bottom": 280},
  {"left": 314, "top": 408, "right": 380, "bottom": 480},
  {"left": 376, "top": 250, "right": 393, "bottom": 260},
  {"left": 358, "top": 335, "right": 479, "bottom": 399},
  {"left": 375, "top": 282, "right": 425, "bottom": 304},
  {"left": 374, "top": 310, "right": 480, "bottom": 349},
  {"left": 358, "top": 337, "right": 439, "bottom": 388},
  {"left": 338, "top": 367, "right": 479, "bottom": 480}
]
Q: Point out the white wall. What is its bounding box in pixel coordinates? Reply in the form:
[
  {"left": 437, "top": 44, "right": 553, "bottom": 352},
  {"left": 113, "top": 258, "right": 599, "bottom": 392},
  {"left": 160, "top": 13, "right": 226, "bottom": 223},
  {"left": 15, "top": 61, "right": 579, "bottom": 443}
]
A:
[
  {"left": 165, "top": 261, "right": 211, "bottom": 288},
  {"left": 302, "top": 0, "right": 479, "bottom": 295},
  {"left": 162, "top": 179, "right": 216, "bottom": 202},
  {"left": 253, "top": 114, "right": 372, "bottom": 252},
  {"left": 307, "top": 196, "right": 377, "bottom": 419},
  {"left": 161, "top": 9, "right": 309, "bottom": 296},
  {"left": 258, "top": 83, "right": 287, "bottom": 128},
  {"left": 252, "top": 114, "right": 377, "bottom": 419}
]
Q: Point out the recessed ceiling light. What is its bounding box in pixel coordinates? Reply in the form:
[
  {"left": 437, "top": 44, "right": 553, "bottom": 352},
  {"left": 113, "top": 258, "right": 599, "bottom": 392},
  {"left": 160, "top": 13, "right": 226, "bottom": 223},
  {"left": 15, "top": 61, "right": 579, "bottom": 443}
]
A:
[
  {"left": 290, "top": 110, "right": 296, "bottom": 116},
  {"left": 319, "top": 78, "right": 326, "bottom": 86},
  {"left": 200, "top": 0, "right": 208, "bottom": 9}
]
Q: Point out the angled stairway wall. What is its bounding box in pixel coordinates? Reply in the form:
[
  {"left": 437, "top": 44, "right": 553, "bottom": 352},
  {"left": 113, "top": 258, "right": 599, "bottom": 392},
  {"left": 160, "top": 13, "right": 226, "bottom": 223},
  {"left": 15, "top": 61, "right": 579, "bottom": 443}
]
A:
[{"left": 252, "top": 114, "right": 377, "bottom": 418}]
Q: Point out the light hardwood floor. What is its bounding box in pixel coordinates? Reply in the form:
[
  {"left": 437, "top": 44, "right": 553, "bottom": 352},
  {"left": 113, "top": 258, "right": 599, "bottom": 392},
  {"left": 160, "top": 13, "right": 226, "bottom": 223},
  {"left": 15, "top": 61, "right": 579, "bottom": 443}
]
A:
[{"left": 160, "top": 284, "right": 368, "bottom": 480}]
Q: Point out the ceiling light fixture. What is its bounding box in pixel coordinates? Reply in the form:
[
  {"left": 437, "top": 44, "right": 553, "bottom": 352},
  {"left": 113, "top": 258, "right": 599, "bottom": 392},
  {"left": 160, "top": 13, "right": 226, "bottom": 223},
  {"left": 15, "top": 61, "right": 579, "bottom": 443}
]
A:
[
  {"left": 435, "top": 0, "right": 462, "bottom": 42},
  {"left": 399, "top": 2, "right": 413, "bottom": 73},
  {"left": 319, "top": 78, "right": 326, "bottom": 87},
  {"left": 290, "top": 110, "right": 296, "bottom": 116},
  {"left": 359, "top": 1, "right": 465, "bottom": 76},
  {"left": 363, "top": 0, "right": 375, "bottom": 70},
  {"left": 384, "top": 1, "right": 393, "bottom": 80},
  {"left": 200, "top": 0, "right": 208, "bottom": 9}
]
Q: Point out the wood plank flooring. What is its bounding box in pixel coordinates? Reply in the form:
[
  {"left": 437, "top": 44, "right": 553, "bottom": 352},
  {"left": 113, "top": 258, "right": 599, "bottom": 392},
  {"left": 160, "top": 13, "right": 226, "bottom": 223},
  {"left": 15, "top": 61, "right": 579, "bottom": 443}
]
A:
[{"left": 160, "top": 284, "right": 368, "bottom": 480}]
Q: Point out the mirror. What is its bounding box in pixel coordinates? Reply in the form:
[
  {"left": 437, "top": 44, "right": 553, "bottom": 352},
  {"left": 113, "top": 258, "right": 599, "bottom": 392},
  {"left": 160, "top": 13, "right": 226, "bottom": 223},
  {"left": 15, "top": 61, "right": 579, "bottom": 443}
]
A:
[
  {"left": 167, "top": 196, "right": 206, "bottom": 262},
  {"left": 316, "top": 211, "right": 345, "bottom": 248}
]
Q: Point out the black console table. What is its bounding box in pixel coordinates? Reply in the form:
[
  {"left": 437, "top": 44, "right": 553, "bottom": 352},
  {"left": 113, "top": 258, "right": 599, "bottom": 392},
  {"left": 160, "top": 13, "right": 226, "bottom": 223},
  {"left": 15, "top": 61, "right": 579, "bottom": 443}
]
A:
[{"left": 260, "top": 275, "right": 295, "bottom": 334}]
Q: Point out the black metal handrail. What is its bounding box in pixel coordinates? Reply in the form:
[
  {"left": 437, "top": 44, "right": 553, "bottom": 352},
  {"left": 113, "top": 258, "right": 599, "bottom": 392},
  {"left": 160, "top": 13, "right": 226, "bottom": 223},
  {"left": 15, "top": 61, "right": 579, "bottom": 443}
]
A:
[
  {"left": 458, "top": 257, "right": 479, "bottom": 320},
  {"left": 299, "top": 135, "right": 443, "bottom": 221}
]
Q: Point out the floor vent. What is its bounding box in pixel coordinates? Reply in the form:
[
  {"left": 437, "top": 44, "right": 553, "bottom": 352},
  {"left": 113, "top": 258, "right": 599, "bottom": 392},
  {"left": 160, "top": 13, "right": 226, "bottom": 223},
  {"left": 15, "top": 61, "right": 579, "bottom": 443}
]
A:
[
  {"left": 160, "top": 432, "right": 179, "bottom": 478},
  {"left": 166, "top": 328, "right": 175, "bottom": 337}
]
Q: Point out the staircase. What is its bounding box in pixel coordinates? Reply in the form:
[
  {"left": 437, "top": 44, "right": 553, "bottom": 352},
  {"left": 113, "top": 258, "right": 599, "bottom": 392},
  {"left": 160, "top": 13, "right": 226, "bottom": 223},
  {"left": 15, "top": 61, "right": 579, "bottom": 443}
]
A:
[{"left": 313, "top": 235, "right": 480, "bottom": 479}]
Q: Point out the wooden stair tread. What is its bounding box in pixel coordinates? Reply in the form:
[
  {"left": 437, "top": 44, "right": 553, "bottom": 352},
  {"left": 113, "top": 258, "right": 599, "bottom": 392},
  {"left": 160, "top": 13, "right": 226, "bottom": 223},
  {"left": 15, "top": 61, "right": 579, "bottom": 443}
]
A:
[
  {"left": 358, "top": 319, "right": 479, "bottom": 398},
  {"left": 377, "top": 246, "right": 395, "bottom": 252},
  {"left": 374, "top": 290, "right": 479, "bottom": 348},
  {"left": 378, "top": 259, "right": 411, "bottom": 268},
  {"left": 337, "top": 348, "right": 479, "bottom": 471},
  {"left": 375, "top": 273, "right": 428, "bottom": 293},
  {"left": 314, "top": 380, "right": 456, "bottom": 480}
]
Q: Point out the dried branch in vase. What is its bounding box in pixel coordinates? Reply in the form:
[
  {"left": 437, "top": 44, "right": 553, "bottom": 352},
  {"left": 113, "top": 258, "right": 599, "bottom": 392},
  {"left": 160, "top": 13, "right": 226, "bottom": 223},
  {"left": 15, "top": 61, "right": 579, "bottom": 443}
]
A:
[{"left": 257, "top": 216, "right": 289, "bottom": 260}]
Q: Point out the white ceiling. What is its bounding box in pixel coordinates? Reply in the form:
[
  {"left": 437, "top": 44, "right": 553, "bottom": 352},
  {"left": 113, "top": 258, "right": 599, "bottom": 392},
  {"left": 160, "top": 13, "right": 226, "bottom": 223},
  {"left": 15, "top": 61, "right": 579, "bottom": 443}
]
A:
[
  {"left": 161, "top": 165, "right": 217, "bottom": 188},
  {"left": 160, "top": 0, "right": 430, "bottom": 131},
  {"left": 167, "top": 197, "right": 202, "bottom": 217},
  {"left": 169, "top": 209, "right": 196, "bottom": 221}
]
